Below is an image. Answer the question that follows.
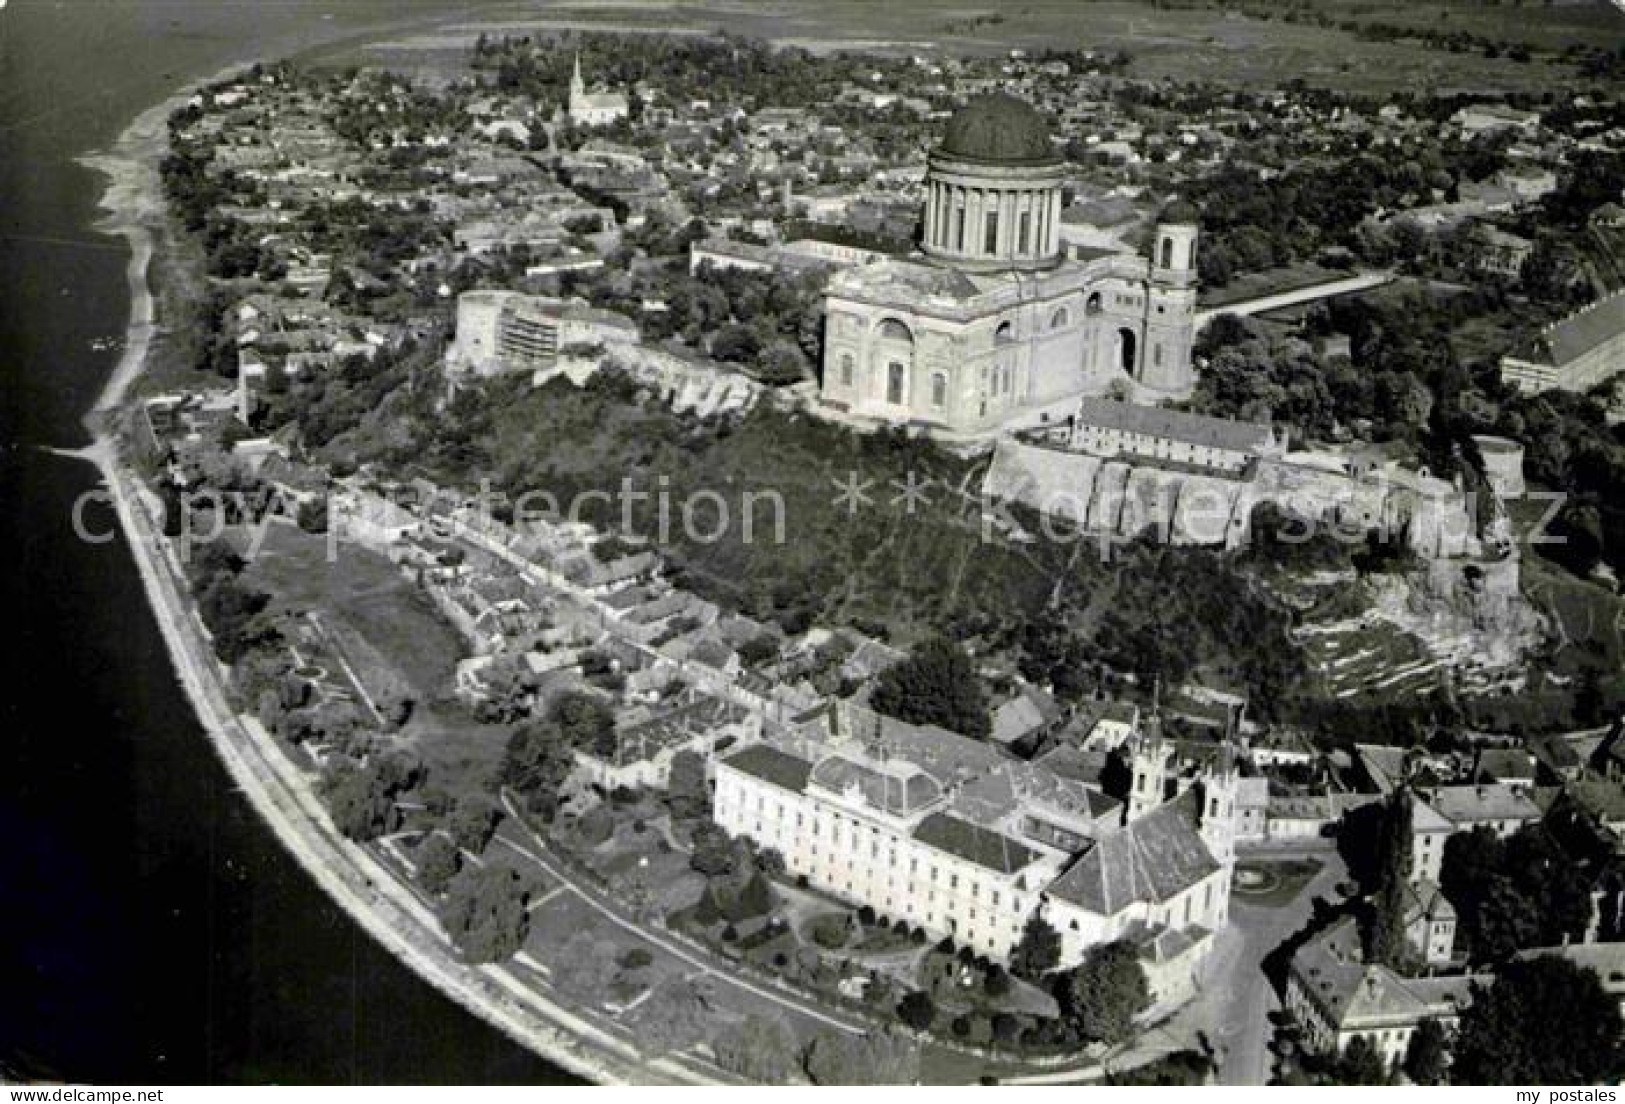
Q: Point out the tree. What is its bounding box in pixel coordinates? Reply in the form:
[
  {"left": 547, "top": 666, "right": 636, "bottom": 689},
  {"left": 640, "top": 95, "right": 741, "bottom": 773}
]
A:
[
  {"left": 1108, "top": 1049, "right": 1213, "bottom": 1085},
  {"left": 450, "top": 797, "right": 503, "bottom": 854},
  {"left": 870, "top": 637, "right": 991, "bottom": 739},
  {"left": 757, "top": 339, "right": 809, "bottom": 385},
  {"left": 1364, "top": 790, "right": 1414, "bottom": 969},
  {"left": 895, "top": 990, "right": 936, "bottom": 1031},
  {"left": 712, "top": 1014, "right": 799, "bottom": 1082},
  {"left": 1452, "top": 956, "right": 1624, "bottom": 1083},
  {"left": 1050, "top": 940, "right": 1150, "bottom": 1045},
  {"left": 1403, "top": 1017, "right": 1449, "bottom": 1086},
  {"left": 1009, "top": 915, "right": 1062, "bottom": 980},
  {"left": 439, "top": 864, "right": 531, "bottom": 963},
  {"left": 499, "top": 719, "right": 578, "bottom": 821},
  {"left": 295, "top": 496, "right": 328, "bottom": 534},
  {"left": 551, "top": 690, "right": 615, "bottom": 749},
  {"left": 1333, "top": 1034, "right": 1391, "bottom": 1085},
  {"left": 320, "top": 753, "right": 422, "bottom": 842},
  {"left": 416, "top": 831, "right": 461, "bottom": 895},
  {"left": 1443, "top": 824, "right": 1590, "bottom": 963},
  {"left": 666, "top": 748, "right": 709, "bottom": 821},
  {"left": 803, "top": 1029, "right": 919, "bottom": 1085},
  {"left": 549, "top": 931, "right": 623, "bottom": 1002},
  {"left": 689, "top": 821, "right": 738, "bottom": 876}
]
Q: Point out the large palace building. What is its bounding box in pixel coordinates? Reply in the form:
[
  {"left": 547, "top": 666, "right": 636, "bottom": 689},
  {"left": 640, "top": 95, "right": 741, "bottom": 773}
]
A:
[
  {"left": 818, "top": 93, "right": 1199, "bottom": 438},
  {"left": 713, "top": 699, "right": 1240, "bottom": 1006}
]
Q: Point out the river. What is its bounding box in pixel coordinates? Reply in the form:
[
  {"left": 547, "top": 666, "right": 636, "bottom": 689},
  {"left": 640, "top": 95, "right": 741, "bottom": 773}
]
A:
[{"left": 0, "top": 0, "right": 576, "bottom": 1082}]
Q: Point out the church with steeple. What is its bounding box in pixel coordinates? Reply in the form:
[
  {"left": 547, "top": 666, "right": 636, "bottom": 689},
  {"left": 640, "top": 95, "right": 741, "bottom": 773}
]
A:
[
  {"left": 566, "top": 51, "right": 628, "bottom": 128},
  {"left": 818, "top": 91, "right": 1200, "bottom": 439}
]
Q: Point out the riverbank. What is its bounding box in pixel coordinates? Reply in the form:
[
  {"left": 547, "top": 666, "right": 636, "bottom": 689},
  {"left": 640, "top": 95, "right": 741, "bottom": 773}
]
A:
[{"left": 75, "top": 73, "right": 687, "bottom": 1087}]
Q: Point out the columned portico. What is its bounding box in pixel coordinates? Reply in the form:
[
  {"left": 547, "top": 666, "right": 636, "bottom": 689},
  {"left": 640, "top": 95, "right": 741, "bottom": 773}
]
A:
[{"left": 816, "top": 91, "right": 1202, "bottom": 438}]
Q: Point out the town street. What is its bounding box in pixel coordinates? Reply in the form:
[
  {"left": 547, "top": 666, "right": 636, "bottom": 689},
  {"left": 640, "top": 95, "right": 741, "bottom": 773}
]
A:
[{"left": 1202, "top": 843, "right": 1348, "bottom": 1085}]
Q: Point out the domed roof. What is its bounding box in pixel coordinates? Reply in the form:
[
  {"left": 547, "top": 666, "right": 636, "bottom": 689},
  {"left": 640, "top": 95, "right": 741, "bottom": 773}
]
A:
[
  {"left": 1159, "top": 198, "right": 1200, "bottom": 224},
  {"left": 939, "top": 92, "right": 1058, "bottom": 165}
]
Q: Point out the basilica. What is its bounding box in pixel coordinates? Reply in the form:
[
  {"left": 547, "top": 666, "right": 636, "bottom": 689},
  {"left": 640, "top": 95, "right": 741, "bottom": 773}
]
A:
[{"left": 818, "top": 92, "right": 1200, "bottom": 439}]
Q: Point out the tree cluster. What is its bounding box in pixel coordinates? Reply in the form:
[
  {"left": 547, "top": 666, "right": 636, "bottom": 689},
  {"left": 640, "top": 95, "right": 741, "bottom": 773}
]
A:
[
  {"left": 1440, "top": 824, "right": 1591, "bottom": 963},
  {"left": 870, "top": 637, "right": 991, "bottom": 739}
]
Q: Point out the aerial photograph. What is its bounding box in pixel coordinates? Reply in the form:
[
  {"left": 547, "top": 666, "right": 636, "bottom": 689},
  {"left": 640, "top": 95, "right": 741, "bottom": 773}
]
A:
[{"left": 4, "top": 0, "right": 1625, "bottom": 1090}]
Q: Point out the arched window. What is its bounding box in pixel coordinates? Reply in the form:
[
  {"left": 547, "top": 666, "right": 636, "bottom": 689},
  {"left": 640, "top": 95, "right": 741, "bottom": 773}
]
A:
[
  {"left": 877, "top": 318, "right": 913, "bottom": 344},
  {"left": 1159, "top": 236, "right": 1174, "bottom": 269},
  {"left": 1085, "top": 292, "right": 1103, "bottom": 316},
  {"left": 839, "top": 353, "right": 854, "bottom": 386},
  {"left": 887, "top": 361, "right": 906, "bottom": 405},
  {"left": 930, "top": 372, "right": 947, "bottom": 410},
  {"left": 994, "top": 320, "right": 1015, "bottom": 345},
  {"left": 1050, "top": 307, "right": 1069, "bottom": 330}
]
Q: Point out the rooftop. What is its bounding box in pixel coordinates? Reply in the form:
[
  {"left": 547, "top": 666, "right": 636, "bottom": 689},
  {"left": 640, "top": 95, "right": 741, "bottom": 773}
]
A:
[
  {"left": 1525, "top": 292, "right": 1625, "bottom": 367},
  {"left": 913, "top": 811, "right": 1038, "bottom": 874},
  {"left": 724, "top": 744, "right": 813, "bottom": 794},
  {"left": 809, "top": 753, "right": 942, "bottom": 816},
  {"left": 1428, "top": 783, "right": 1542, "bottom": 826},
  {"left": 1074, "top": 397, "right": 1277, "bottom": 455},
  {"left": 938, "top": 92, "right": 1058, "bottom": 167},
  {"left": 1046, "top": 789, "right": 1219, "bottom": 916}
]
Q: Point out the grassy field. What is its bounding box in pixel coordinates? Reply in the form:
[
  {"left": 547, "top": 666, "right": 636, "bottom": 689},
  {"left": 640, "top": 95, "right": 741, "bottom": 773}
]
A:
[
  {"left": 240, "top": 520, "right": 517, "bottom": 795},
  {"left": 318, "top": 0, "right": 1603, "bottom": 93},
  {"left": 242, "top": 521, "right": 462, "bottom": 695},
  {"left": 1233, "top": 857, "right": 1324, "bottom": 909}
]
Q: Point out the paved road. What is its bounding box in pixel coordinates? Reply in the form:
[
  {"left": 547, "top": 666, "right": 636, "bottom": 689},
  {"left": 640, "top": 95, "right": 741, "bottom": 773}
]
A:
[{"left": 1201, "top": 845, "right": 1349, "bottom": 1085}]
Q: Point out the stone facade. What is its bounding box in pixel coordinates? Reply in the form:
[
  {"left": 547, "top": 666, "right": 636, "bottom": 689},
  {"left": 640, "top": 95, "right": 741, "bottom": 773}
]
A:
[
  {"left": 446, "top": 290, "right": 639, "bottom": 376},
  {"left": 817, "top": 93, "right": 1199, "bottom": 438},
  {"left": 711, "top": 699, "right": 1240, "bottom": 1001},
  {"left": 1500, "top": 291, "right": 1625, "bottom": 394}
]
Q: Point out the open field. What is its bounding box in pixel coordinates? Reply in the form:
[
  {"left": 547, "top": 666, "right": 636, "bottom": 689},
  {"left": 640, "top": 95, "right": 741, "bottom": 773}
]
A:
[
  {"left": 241, "top": 522, "right": 462, "bottom": 696},
  {"left": 239, "top": 521, "right": 515, "bottom": 795},
  {"left": 312, "top": 0, "right": 1604, "bottom": 93}
]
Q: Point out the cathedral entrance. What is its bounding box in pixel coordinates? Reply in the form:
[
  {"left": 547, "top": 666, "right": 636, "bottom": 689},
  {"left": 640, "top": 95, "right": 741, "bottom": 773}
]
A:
[{"left": 1115, "top": 327, "right": 1138, "bottom": 376}]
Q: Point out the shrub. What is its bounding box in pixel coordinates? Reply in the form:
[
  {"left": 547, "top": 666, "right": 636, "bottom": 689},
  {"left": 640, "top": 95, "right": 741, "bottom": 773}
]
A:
[
  {"left": 991, "top": 1012, "right": 1020, "bottom": 1045},
  {"left": 896, "top": 991, "right": 936, "bottom": 1032},
  {"left": 809, "top": 913, "right": 849, "bottom": 950}
]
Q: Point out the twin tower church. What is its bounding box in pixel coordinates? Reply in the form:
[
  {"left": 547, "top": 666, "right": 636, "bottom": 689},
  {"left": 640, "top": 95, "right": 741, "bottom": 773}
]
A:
[{"left": 818, "top": 92, "right": 1200, "bottom": 439}]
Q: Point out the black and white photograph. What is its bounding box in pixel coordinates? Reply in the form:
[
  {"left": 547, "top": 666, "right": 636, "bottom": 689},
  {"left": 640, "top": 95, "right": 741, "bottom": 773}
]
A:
[{"left": 3, "top": 0, "right": 1625, "bottom": 1090}]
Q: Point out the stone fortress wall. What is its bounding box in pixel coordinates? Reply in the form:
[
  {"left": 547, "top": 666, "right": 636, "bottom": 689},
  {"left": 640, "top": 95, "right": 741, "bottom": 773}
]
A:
[{"left": 983, "top": 435, "right": 1496, "bottom": 562}]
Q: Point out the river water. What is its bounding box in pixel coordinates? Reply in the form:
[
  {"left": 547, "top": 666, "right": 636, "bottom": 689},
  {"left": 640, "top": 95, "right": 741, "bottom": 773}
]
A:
[{"left": 0, "top": 0, "right": 575, "bottom": 1082}]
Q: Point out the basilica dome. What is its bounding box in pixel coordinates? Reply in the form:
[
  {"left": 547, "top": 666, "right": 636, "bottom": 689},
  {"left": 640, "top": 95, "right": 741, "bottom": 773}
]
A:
[{"left": 939, "top": 92, "right": 1059, "bottom": 165}]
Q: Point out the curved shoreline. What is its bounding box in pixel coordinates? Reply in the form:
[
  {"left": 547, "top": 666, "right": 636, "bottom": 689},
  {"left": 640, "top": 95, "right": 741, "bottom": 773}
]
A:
[{"left": 74, "top": 71, "right": 687, "bottom": 1087}]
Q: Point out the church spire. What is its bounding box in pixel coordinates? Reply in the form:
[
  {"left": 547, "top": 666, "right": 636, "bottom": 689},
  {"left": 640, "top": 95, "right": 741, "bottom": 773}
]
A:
[{"left": 570, "top": 50, "right": 585, "bottom": 97}]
